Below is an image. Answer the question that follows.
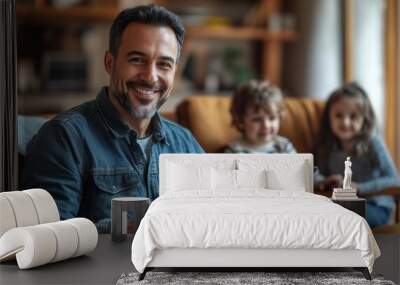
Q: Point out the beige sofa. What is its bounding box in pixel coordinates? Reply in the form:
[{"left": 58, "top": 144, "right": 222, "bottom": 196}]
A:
[{"left": 167, "top": 95, "right": 325, "bottom": 153}]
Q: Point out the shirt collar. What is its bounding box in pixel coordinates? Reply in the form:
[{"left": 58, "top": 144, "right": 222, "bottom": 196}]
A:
[
  {"left": 96, "top": 86, "right": 168, "bottom": 144},
  {"left": 151, "top": 112, "right": 169, "bottom": 144}
]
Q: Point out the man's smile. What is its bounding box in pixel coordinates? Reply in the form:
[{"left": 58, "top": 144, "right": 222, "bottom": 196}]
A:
[{"left": 128, "top": 84, "right": 161, "bottom": 103}]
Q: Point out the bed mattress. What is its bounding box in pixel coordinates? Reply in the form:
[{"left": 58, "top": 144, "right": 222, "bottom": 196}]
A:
[{"left": 131, "top": 190, "right": 380, "bottom": 273}]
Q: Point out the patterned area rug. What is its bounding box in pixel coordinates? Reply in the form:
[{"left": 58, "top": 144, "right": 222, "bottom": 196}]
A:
[{"left": 116, "top": 271, "right": 395, "bottom": 285}]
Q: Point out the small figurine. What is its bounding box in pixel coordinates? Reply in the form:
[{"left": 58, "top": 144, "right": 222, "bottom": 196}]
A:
[
  {"left": 343, "top": 157, "right": 352, "bottom": 190},
  {"left": 332, "top": 157, "right": 357, "bottom": 199}
]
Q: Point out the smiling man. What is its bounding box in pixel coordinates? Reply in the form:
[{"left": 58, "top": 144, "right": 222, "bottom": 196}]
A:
[{"left": 23, "top": 5, "right": 203, "bottom": 233}]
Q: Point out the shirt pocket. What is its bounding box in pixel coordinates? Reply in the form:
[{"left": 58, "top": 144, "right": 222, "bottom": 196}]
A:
[{"left": 92, "top": 168, "right": 141, "bottom": 195}]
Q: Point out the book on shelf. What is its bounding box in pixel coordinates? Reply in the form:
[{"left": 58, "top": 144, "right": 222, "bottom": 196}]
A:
[
  {"left": 332, "top": 187, "right": 358, "bottom": 199},
  {"left": 332, "top": 193, "right": 358, "bottom": 200},
  {"left": 333, "top": 188, "right": 357, "bottom": 193},
  {"left": 333, "top": 193, "right": 357, "bottom": 197},
  {"left": 332, "top": 196, "right": 358, "bottom": 200}
]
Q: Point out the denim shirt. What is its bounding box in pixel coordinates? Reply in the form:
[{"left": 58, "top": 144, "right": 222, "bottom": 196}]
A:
[
  {"left": 315, "top": 136, "right": 400, "bottom": 210},
  {"left": 23, "top": 87, "right": 204, "bottom": 233}
]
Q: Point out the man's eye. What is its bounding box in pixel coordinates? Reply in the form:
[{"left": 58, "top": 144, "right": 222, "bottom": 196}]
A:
[
  {"left": 334, "top": 113, "right": 343, "bottom": 119},
  {"left": 129, "top": 57, "right": 144, "bottom": 64},
  {"left": 158, "top": 61, "right": 173, "bottom": 70},
  {"left": 350, "top": 113, "right": 360, "bottom": 120}
]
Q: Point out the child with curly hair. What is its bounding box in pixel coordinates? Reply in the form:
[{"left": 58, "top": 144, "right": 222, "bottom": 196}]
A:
[{"left": 224, "top": 80, "right": 296, "bottom": 154}]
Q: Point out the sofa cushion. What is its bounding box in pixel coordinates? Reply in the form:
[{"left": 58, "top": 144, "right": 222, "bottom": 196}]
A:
[
  {"left": 177, "top": 96, "right": 240, "bottom": 153},
  {"left": 176, "top": 95, "right": 325, "bottom": 153},
  {"left": 280, "top": 98, "right": 325, "bottom": 153}
]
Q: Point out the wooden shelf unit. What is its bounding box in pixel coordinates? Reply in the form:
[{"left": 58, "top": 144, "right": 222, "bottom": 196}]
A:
[
  {"left": 187, "top": 26, "right": 296, "bottom": 41},
  {"left": 17, "top": 4, "right": 295, "bottom": 41},
  {"left": 16, "top": 4, "right": 119, "bottom": 23},
  {"left": 16, "top": 0, "right": 294, "bottom": 85}
]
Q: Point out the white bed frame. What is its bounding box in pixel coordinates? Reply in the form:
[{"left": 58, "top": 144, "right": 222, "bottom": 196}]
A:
[
  {"left": 140, "top": 154, "right": 371, "bottom": 280},
  {"left": 148, "top": 248, "right": 365, "bottom": 268}
]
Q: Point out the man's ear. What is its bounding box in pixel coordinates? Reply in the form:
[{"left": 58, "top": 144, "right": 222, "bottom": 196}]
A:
[{"left": 104, "top": 51, "right": 114, "bottom": 75}]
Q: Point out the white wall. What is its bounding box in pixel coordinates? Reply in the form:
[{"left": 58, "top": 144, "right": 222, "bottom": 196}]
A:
[
  {"left": 352, "top": 0, "right": 385, "bottom": 130},
  {"left": 283, "top": 0, "right": 385, "bottom": 131},
  {"left": 283, "top": 0, "right": 342, "bottom": 99}
]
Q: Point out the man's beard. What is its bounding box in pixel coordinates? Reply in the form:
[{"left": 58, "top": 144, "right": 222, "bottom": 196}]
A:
[{"left": 111, "top": 80, "right": 168, "bottom": 119}]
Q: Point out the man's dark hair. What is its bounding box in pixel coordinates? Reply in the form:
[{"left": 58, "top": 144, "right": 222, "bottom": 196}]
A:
[{"left": 109, "top": 4, "right": 185, "bottom": 60}]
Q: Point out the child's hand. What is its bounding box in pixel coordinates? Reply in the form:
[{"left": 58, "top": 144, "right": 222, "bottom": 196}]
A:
[{"left": 319, "top": 175, "right": 343, "bottom": 191}]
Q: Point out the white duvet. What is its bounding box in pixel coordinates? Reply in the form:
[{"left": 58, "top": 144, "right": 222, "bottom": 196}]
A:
[{"left": 131, "top": 190, "right": 380, "bottom": 273}]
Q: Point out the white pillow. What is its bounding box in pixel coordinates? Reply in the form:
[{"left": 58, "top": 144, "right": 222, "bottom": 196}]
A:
[
  {"left": 237, "top": 169, "right": 267, "bottom": 189},
  {"left": 212, "top": 169, "right": 237, "bottom": 190},
  {"left": 167, "top": 163, "right": 212, "bottom": 191},
  {"left": 267, "top": 163, "right": 307, "bottom": 191},
  {"left": 212, "top": 169, "right": 268, "bottom": 191},
  {"left": 238, "top": 159, "right": 308, "bottom": 192}
]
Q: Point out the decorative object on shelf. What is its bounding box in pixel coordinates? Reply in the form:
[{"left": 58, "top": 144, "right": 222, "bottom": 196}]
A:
[
  {"left": 332, "top": 157, "right": 358, "bottom": 200},
  {"left": 18, "top": 59, "right": 39, "bottom": 94},
  {"left": 268, "top": 13, "right": 282, "bottom": 32},
  {"left": 111, "top": 197, "right": 150, "bottom": 242},
  {"left": 118, "top": 0, "right": 152, "bottom": 10},
  {"left": 267, "top": 13, "right": 296, "bottom": 33},
  {"left": 343, "top": 156, "right": 352, "bottom": 189},
  {"left": 42, "top": 52, "right": 88, "bottom": 92},
  {"left": 50, "top": 0, "right": 83, "bottom": 7},
  {"left": 0, "top": 189, "right": 98, "bottom": 269}
]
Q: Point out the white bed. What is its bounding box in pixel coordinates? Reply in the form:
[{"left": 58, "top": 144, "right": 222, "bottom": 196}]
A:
[{"left": 131, "top": 154, "right": 380, "bottom": 280}]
